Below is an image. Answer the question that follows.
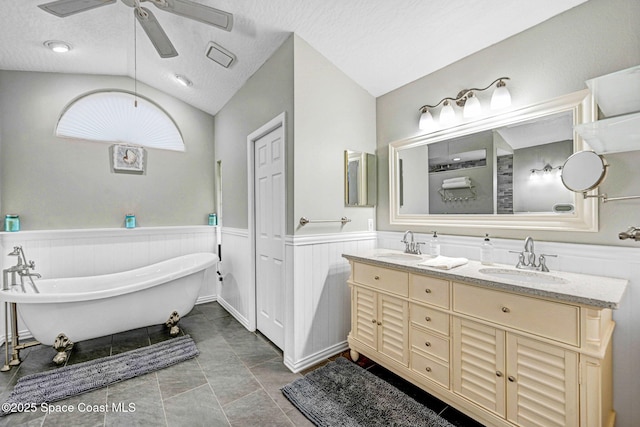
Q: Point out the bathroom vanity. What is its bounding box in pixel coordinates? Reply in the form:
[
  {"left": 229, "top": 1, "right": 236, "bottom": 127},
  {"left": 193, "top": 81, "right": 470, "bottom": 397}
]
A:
[{"left": 343, "top": 250, "right": 627, "bottom": 427}]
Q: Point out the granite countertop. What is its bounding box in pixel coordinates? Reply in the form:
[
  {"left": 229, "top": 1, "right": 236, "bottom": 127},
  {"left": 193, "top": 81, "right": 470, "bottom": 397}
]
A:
[{"left": 343, "top": 249, "right": 628, "bottom": 310}]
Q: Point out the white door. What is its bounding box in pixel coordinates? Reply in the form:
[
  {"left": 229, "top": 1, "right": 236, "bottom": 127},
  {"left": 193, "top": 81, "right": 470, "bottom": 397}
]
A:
[{"left": 254, "top": 124, "right": 285, "bottom": 349}]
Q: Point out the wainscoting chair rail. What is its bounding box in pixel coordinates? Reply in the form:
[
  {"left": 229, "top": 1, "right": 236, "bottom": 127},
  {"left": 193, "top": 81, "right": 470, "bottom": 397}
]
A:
[{"left": 299, "top": 217, "right": 351, "bottom": 226}]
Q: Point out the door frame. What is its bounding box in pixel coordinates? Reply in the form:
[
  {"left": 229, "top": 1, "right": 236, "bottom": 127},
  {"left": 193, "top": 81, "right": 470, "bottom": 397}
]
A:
[{"left": 246, "top": 112, "right": 287, "bottom": 333}]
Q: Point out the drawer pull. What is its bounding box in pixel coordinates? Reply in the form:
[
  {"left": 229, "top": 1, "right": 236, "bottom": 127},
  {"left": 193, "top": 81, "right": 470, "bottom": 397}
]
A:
[
  {"left": 374, "top": 275, "right": 380, "bottom": 280},
  {"left": 496, "top": 371, "right": 503, "bottom": 377},
  {"left": 377, "top": 321, "right": 382, "bottom": 325},
  {"left": 371, "top": 319, "right": 377, "bottom": 323},
  {"left": 508, "top": 375, "right": 516, "bottom": 382},
  {"left": 425, "top": 367, "right": 432, "bottom": 372},
  {"left": 425, "top": 342, "right": 431, "bottom": 347},
  {"left": 425, "top": 288, "right": 432, "bottom": 294},
  {"left": 424, "top": 316, "right": 431, "bottom": 322},
  {"left": 501, "top": 306, "right": 510, "bottom": 313}
]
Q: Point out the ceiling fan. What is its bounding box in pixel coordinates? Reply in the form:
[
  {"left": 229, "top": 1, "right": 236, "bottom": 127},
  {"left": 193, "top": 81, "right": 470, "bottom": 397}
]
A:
[{"left": 38, "top": 0, "right": 234, "bottom": 58}]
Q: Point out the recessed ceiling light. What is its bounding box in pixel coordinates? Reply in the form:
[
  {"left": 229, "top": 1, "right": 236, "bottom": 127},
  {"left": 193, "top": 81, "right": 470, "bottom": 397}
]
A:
[
  {"left": 44, "top": 40, "right": 72, "bottom": 53},
  {"left": 174, "top": 74, "right": 193, "bottom": 87}
]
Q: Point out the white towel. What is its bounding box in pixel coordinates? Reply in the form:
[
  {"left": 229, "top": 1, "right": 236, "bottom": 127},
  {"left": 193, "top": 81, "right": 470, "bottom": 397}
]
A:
[
  {"left": 442, "top": 177, "right": 470, "bottom": 185},
  {"left": 419, "top": 255, "right": 469, "bottom": 270},
  {"left": 442, "top": 181, "right": 471, "bottom": 189}
]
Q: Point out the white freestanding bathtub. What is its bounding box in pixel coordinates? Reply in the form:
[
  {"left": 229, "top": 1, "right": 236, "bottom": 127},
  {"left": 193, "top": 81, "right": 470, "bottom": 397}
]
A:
[{"left": 0, "top": 252, "right": 217, "bottom": 346}]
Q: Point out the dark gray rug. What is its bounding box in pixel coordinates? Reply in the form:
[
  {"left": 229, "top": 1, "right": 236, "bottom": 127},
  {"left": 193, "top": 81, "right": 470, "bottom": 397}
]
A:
[
  {"left": 1, "top": 335, "right": 198, "bottom": 416},
  {"left": 282, "top": 357, "right": 454, "bottom": 427}
]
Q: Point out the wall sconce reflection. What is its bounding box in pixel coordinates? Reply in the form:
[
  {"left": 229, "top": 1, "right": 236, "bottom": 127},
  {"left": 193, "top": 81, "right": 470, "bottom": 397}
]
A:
[
  {"left": 529, "top": 164, "right": 563, "bottom": 180},
  {"left": 418, "top": 77, "right": 512, "bottom": 131}
]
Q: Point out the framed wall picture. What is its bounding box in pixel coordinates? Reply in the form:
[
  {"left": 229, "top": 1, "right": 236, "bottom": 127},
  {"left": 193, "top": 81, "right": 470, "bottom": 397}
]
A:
[{"left": 112, "top": 144, "right": 145, "bottom": 172}]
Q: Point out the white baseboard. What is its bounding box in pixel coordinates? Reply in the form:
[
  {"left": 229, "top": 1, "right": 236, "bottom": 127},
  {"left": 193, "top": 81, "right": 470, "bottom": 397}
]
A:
[
  {"left": 196, "top": 295, "right": 218, "bottom": 305},
  {"left": 217, "top": 296, "right": 253, "bottom": 332},
  {"left": 284, "top": 340, "right": 349, "bottom": 373}
]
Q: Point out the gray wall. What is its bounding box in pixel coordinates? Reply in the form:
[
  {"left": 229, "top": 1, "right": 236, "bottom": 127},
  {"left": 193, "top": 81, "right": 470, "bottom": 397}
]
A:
[
  {"left": 215, "top": 35, "right": 377, "bottom": 235},
  {"left": 0, "top": 71, "right": 215, "bottom": 230},
  {"left": 376, "top": 0, "right": 640, "bottom": 246},
  {"left": 292, "top": 36, "right": 377, "bottom": 235},
  {"left": 214, "top": 36, "right": 295, "bottom": 232}
]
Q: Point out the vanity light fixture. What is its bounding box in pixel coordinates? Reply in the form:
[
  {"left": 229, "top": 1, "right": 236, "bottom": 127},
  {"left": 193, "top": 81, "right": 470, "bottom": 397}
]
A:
[
  {"left": 44, "top": 40, "right": 72, "bottom": 53},
  {"left": 174, "top": 74, "right": 193, "bottom": 87},
  {"left": 418, "top": 77, "right": 512, "bottom": 131}
]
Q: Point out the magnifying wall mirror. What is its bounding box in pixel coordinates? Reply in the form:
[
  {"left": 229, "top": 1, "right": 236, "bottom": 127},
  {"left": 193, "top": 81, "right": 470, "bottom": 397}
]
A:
[
  {"left": 561, "top": 151, "right": 608, "bottom": 192},
  {"left": 561, "top": 150, "right": 640, "bottom": 203}
]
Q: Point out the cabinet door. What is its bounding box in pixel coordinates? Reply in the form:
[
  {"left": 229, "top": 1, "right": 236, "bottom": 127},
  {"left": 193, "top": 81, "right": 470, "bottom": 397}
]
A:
[
  {"left": 378, "top": 293, "right": 409, "bottom": 366},
  {"left": 453, "top": 318, "right": 506, "bottom": 416},
  {"left": 506, "top": 334, "right": 578, "bottom": 427},
  {"left": 352, "top": 286, "right": 377, "bottom": 351}
]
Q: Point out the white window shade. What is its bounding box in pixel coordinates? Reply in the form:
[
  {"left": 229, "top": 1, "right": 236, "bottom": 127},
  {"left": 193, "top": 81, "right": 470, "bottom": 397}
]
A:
[{"left": 56, "top": 90, "right": 185, "bottom": 152}]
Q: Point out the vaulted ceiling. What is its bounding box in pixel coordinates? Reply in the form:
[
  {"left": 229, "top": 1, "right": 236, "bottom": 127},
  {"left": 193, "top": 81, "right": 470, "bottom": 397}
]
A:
[{"left": 0, "top": 0, "right": 587, "bottom": 116}]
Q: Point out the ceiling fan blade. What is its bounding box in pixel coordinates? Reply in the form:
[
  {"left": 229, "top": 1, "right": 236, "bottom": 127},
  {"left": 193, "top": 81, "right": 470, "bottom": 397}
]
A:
[
  {"left": 38, "top": 0, "right": 116, "bottom": 17},
  {"left": 135, "top": 7, "right": 178, "bottom": 58},
  {"left": 154, "top": 0, "right": 233, "bottom": 32}
]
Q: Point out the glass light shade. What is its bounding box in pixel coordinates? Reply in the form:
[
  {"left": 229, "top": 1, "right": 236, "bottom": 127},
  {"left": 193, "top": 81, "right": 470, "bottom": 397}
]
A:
[
  {"left": 56, "top": 91, "right": 185, "bottom": 151},
  {"left": 491, "top": 84, "right": 512, "bottom": 109},
  {"left": 439, "top": 102, "right": 456, "bottom": 125},
  {"left": 463, "top": 94, "right": 482, "bottom": 118},
  {"left": 419, "top": 109, "right": 436, "bottom": 130}
]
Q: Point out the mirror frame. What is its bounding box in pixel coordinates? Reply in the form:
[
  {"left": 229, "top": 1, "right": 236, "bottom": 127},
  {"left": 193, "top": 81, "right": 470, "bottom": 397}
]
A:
[{"left": 389, "top": 89, "right": 599, "bottom": 232}]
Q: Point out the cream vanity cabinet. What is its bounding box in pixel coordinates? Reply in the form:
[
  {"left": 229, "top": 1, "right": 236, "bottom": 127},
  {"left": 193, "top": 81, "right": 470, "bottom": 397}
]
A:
[{"left": 346, "top": 260, "right": 616, "bottom": 427}]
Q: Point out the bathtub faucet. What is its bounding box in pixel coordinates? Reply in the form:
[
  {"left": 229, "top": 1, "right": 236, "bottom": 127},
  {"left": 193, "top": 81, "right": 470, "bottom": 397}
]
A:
[{"left": 3, "top": 246, "right": 40, "bottom": 292}]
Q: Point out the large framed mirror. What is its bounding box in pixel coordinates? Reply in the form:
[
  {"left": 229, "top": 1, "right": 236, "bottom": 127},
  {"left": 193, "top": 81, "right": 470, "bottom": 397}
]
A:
[{"left": 389, "top": 90, "right": 599, "bottom": 231}]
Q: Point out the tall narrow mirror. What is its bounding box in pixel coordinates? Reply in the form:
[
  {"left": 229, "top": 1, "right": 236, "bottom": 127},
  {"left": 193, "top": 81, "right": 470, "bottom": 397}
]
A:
[{"left": 345, "top": 150, "right": 377, "bottom": 207}]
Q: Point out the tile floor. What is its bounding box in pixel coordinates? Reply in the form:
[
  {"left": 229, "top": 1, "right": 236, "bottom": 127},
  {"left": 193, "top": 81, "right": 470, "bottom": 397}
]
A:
[{"left": 0, "top": 302, "right": 483, "bottom": 426}]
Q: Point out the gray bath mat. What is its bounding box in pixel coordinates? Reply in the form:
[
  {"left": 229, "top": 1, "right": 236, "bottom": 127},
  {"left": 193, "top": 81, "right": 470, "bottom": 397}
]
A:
[
  {"left": 282, "top": 357, "right": 454, "bottom": 427},
  {"left": 1, "top": 335, "right": 198, "bottom": 416}
]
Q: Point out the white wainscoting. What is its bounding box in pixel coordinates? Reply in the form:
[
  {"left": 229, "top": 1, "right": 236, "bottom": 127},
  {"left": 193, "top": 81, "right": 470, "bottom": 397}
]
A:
[
  {"left": 284, "top": 232, "right": 377, "bottom": 372},
  {"left": 216, "top": 227, "right": 252, "bottom": 330},
  {"left": 379, "top": 231, "right": 640, "bottom": 427},
  {"left": 0, "top": 226, "right": 219, "bottom": 342}
]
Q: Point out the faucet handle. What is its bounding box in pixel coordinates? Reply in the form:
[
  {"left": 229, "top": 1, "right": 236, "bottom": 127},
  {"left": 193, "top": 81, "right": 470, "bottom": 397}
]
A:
[
  {"left": 538, "top": 254, "right": 557, "bottom": 272},
  {"left": 28, "top": 260, "right": 36, "bottom": 270}
]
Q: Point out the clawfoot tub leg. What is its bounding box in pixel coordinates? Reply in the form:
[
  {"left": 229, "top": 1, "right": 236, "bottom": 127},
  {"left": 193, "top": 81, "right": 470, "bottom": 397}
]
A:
[
  {"left": 52, "top": 333, "right": 74, "bottom": 365},
  {"left": 165, "top": 311, "right": 181, "bottom": 336}
]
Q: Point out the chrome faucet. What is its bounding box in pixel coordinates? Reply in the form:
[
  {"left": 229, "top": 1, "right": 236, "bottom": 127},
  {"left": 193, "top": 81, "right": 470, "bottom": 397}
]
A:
[
  {"left": 2, "top": 246, "right": 40, "bottom": 293},
  {"left": 401, "top": 230, "right": 425, "bottom": 255},
  {"left": 512, "top": 237, "right": 556, "bottom": 272}
]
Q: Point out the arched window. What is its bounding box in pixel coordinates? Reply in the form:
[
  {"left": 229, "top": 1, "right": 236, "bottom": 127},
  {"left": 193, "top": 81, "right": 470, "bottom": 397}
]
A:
[{"left": 55, "top": 90, "right": 185, "bottom": 152}]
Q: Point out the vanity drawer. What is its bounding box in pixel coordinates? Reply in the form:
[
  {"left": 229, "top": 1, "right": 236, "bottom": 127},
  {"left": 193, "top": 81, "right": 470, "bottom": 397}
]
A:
[
  {"left": 453, "top": 282, "right": 580, "bottom": 346},
  {"left": 410, "top": 274, "right": 450, "bottom": 308},
  {"left": 353, "top": 263, "right": 408, "bottom": 296},
  {"left": 411, "top": 351, "right": 449, "bottom": 389},
  {"left": 410, "top": 304, "right": 449, "bottom": 335},
  {"left": 411, "top": 327, "right": 449, "bottom": 362}
]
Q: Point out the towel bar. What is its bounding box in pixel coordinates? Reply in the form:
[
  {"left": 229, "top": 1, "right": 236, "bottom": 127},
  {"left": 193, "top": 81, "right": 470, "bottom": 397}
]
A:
[{"left": 299, "top": 217, "right": 351, "bottom": 226}]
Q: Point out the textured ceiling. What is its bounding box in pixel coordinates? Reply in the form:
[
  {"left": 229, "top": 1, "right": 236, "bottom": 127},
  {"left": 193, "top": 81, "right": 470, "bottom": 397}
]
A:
[{"left": 0, "top": 0, "right": 587, "bottom": 116}]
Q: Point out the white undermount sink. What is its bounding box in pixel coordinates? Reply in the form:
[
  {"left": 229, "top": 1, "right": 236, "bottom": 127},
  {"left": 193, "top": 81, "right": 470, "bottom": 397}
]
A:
[
  {"left": 478, "top": 268, "right": 568, "bottom": 285},
  {"left": 375, "top": 252, "right": 423, "bottom": 261}
]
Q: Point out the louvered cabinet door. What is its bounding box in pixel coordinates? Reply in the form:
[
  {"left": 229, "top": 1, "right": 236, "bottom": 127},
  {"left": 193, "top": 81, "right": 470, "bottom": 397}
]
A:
[
  {"left": 378, "top": 293, "right": 409, "bottom": 366},
  {"left": 453, "top": 318, "right": 506, "bottom": 416},
  {"left": 506, "top": 334, "right": 579, "bottom": 427},
  {"left": 352, "top": 286, "right": 377, "bottom": 351}
]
